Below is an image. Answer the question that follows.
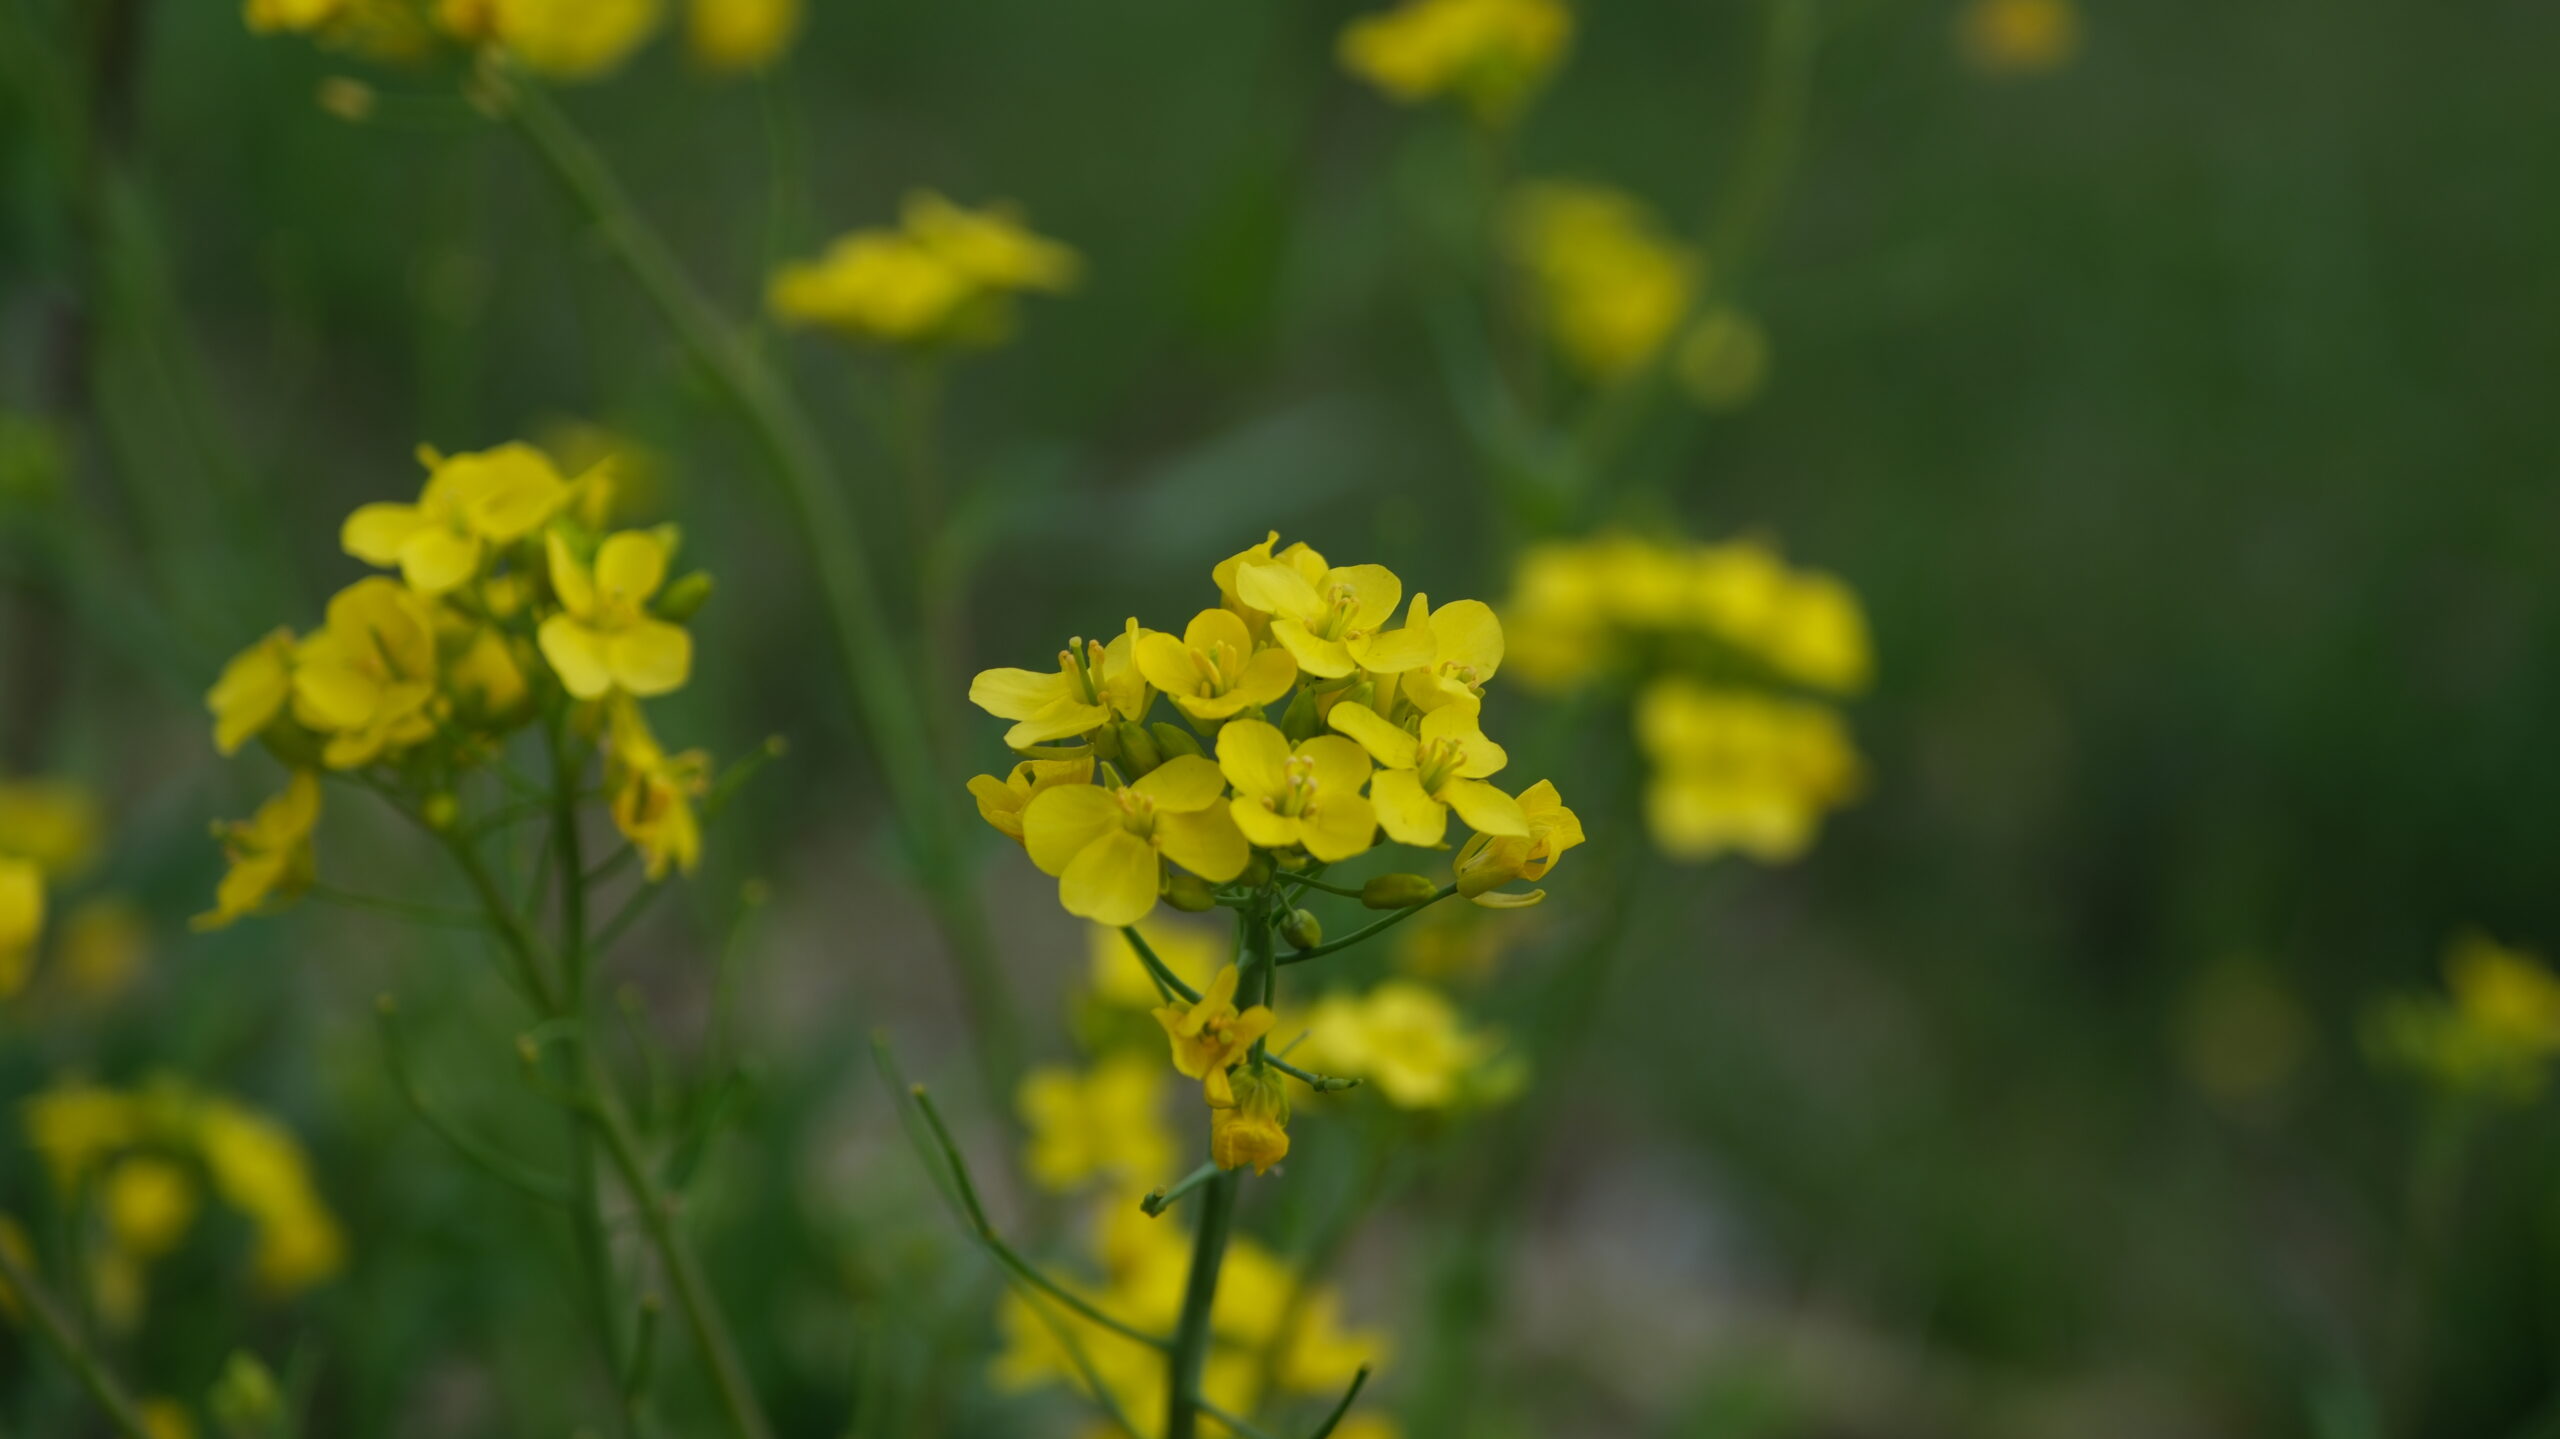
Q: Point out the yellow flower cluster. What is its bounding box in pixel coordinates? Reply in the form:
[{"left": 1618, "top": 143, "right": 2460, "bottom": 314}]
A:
[
  {"left": 2367, "top": 934, "right": 2560, "bottom": 1102},
  {"left": 21, "top": 1078, "right": 345, "bottom": 1315},
  {"left": 244, "top": 0, "right": 799, "bottom": 79},
  {"left": 1337, "top": 0, "right": 1572, "bottom": 126},
  {"left": 0, "top": 777, "right": 102, "bottom": 996},
  {"left": 1302, "top": 980, "right": 1523, "bottom": 1109},
  {"left": 769, "top": 192, "right": 1080, "bottom": 350},
  {"left": 200, "top": 441, "right": 716, "bottom": 926},
  {"left": 1507, "top": 533, "right": 1870, "bottom": 863},
  {"left": 1957, "top": 0, "right": 2081, "bottom": 77},
  {"left": 994, "top": 1206, "right": 1392, "bottom": 1439},
  {"left": 1502, "top": 180, "right": 1771, "bottom": 405}
]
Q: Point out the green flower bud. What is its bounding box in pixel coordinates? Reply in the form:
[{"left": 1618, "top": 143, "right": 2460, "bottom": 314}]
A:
[
  {"left": 1360, "top": 873, "right": 1441, "bottom": 909},
  {"left": 1241, "top": 852, "right": 1275, "bottom": 888},
  {"left": 1151, "top": 722, "right": 1203, "bottom": 761},
  {"left": 656, "top": 571, "right": 715, "bottom": 622},
  {"left": 1281, "top": 907, "right": 1324, "bottom": 951},
  {"left": 1116, "top": 722, "right": 1164, "bottom": 777},
  {"left": 1277, "top": 685, "right": 1323, "bottom": 743},
  {"left": 1162, "top": 870, "right": 1217, "bottom": 913},
  {"left": 421, "top": 792, "right": 460, "bottom": 832}
]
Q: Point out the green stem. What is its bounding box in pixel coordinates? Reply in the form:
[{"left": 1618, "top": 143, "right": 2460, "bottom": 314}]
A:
[
  {"left": 1277, "top": 885, "right": 1457, "bottom": 963},
  {"left": 0, "top": 1237, "right": 154, "bottom": 1439},
  {"left": 376, "top": 997, "right": 575, "bottom": 1207},
  {"left": 1122, "top": 924, "right": 1203, "bottom": 1004},
  {"left": 1141, "top": 1161, "right": 1223, "bottom": 1219},
  {"left": 494, "top": 67, "right": 1023, "bottom": 1109},
  {"left": 1164, "top": 1171, "right": 1240, "bottom": 1439}
]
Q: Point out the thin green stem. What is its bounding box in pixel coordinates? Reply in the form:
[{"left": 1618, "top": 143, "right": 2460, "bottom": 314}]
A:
[
  {"left": 1306, "top": 1367, "right": 1373, "bottom": 1439},
  {"left": 1260, "top": 1052, "right": 1358, "bottom": 1094},
  {"left": 1141, "top": 1162, "right": 1223, "bottom": 1219},
  {"left": 1164, "top": 1170, "right": 1240, "bottom": 1439},
  {"left": 376, "top": 997, "right": 575, "bottom": 1207},
  {"left": 0, "top": 1236, "right": 154, "bottom": 1439},
  {"left": 1280, "top": 872, "right": 1364, "bottom": 900},
  {"left": 1122, "top": 925, "right": 1203, "bottom": 1004},
  {"left": 1277, "top": 886, "right": 1458, "bottom": 963},
  {"left": 307, "top": 884, "right": 491, "bottom": 932}
]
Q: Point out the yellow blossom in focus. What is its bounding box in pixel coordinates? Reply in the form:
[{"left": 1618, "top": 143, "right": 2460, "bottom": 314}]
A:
[
  {"left": 291, "top": 579, "right": 441, "bottom": 769},
  {"left": 1393, "top": 596, "right": 1504, "bottom": 715},
  {"left": 1303, "top": 980, "right": 1517, "bottom": 1109},
  {"left": 1328, "top": 701, "right": 1525, "bottom": 848},
  {"left": 538, "top": 529, "right": 693, "bottom": 700},
  {"left": 1212, "top": 531, "right": 1328, "bottom": 643},
  {"left": 1136, "top": 609, "right": 1298, "bottom": 725},
  {"left": 1023, "top": 759, "right": 1249, "bottom": 927},
  {"left": 1638, "top": 682, "right": 1859, "bottom": 864},
  {"left": 687, "top": 0, "right": 799, "bottom": 72},
  {"left": 605, "top": 699, "right": 708, "bottom": 881},
  {"left": 208, "top": 629, "right": 298, "bottom": 756},
  {"left": 969, "top": 622, "right": 1154, "bottom": 750},
  {"left": 1217, "top": 720, "right": 1379, "bottom": 862},
  {"left": 1338, "top": 0, "right": 1571, "bottom": 125},
  {"left": 1236, "top": 553, "right": 1433, "bottom": 680},
  {"left": 341, "top": 443, "right": 573, "bottom": 595},
  {"left": 968, "top": 754, "right": 1097, "bottom": 846},
  {"left": 1505, "top": 181, "right": 1697, "bottom": 382},
  {"left": 770, "top": 194, "right": 1077, "bottom": 349},
  {"left": 1958, "top": 0, "right": 2079, "bottom": 77},
  {"left": 1088, "top": 918, "right": 1220, "bottom": 1009},
  {"left": 1018, "top": 1055, "right": 1174, "bottom": 1192},
  {"left": 1210, "top": 1063, "right": 1290, "bottom": 1175},
  {"left": 195, "top": 773, "right": 323, "bottom": 932},
  {"left": 1453, "top": 777, "right": 1582, "bottom": 907},
  {"left": 102, "top": 1157, "right": 200, "bottom": 1260},
  {"left": 475, "top": 0, "right": 666, "bottom": 81},
  {"left": 0, "top": 859, "right": 40, "bottom": 997},
  {"left": 1152, "top": 964, "right": 1277, "bottom": 1108}
]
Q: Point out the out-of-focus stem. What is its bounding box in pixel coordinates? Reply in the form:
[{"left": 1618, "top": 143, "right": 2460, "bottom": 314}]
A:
[
  {"left": 494, "top": 68, "right": 1024, "bottom": 1109},
  {"left": 1164, "top": 1170, "right": 1240, "bottom": 1439},
  {"left": 0, "top": 1237, "right": 154, "bottom": 1439}
]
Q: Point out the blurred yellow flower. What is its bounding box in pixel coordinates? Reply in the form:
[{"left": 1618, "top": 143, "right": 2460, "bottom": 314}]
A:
[
  {"left": 1018, "top": 1054, "right": 1174, "bottom": 1192},
  {"left": 770, "top": 193, "right": 1077, "bottom": 348},
  {"left": 1218, "top": 721, "right": 1379, "bottom": 863},
  {"left": 687, "top": 0, "right": 799, "bottom": 72},
  {"left": 538, "top": 529, "right": 693, "bottom": 700},
  {"left": 195, "top": 772, "right": 323, "bottom": 932},
  {"left": 1023, "top": 760, "right": 1248, "bottom": 927},
  {"left": 1505, "top": 181, "right": 1697, "bottom": 382},
  {"left": 1506, "top": 534, "right": 1872, "bottom": 695},
  {"left": 1136, "top": 609, "right": 1298, "bottom": 726},
  {"left": 196, "top": 1098, "right": 345, "bottom": 1294},
  {"left": 605, "top": 699, "right": 708, "bottom": 881},
  {"left": 1210, "top": 1063, "right": 1290, "bottom": 1175},
  {"left": 208, "top": 629, "right": 298, "bottom": 757},
  {"left": 902, "top": 191, "right": 1082, "bottom": 293},
  {"left": 1339, "top": 0, "right": 1572, "bottom": 125},
  {"left": 0, "top": 778, "right": 102, "bottom": 878},
  {"left": 968, "top": 754, "right": 1097, "bottom": 846},
  {"left": 0, "top": 859, "right": 41, "bottom": 997},
  {"left": 1303, "top": 980, "right": 1518, "bottom": 1109},
  {"left": 2368, "top": 934, "right": 2560, "bottom": 1101},
  {"left": 1453, "top": 777, "right": 1582, "bottom": 907},
  {"left": 244, "top": 0, "right": 344, "bottom": 33},
  {"left": 1676, "top": 306, "right": 1771, "bottom": 412},
  {"left": 292, "top": 578, "right": 441, "bottom": 769},
  {"left": 53, "top": 899, "right": 152, "bottom": 1005},
  {"left": 1153, "top": 964, "right": 1276, "bottom": 1108},
  {"left": 139, "top": 1401, "right": 196, "bottom": 1439},
  {"left": 1088, "top": 918, "right": 1221, "bottom": 1009},
  {"left": 102, "top": 1157, "right": 200, "bottom": 1260},
  {"left": 1958, "top": 0, "right": 2080, "bottom": 77},
  {"left": 470, "top": 0, "right": 666, "bottom": 81},
  {"left": 1328, "top": 701, "right": 1523, "bottom": 848},
  {"left": 342, "top": 443, "right": 571, "bottom": 596},
  {"left": 23, "top": 1081, "right": 140, "bottom": 1189},
  {"left": 1638, "top": 682, "right": 1861, "bottom": 864}
]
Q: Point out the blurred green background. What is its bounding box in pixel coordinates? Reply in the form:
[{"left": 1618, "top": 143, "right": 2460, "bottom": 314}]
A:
[{"left": 4, "top": 0, "right": 2559, "bottom": 1435}]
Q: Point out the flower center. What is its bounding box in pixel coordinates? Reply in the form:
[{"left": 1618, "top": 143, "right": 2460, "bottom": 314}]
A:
[
  {"left": 1314, "top": 583, "right": 1360, "bottom": 641},
  {"left": 1415, "top": 737, "right": 1462, "bottom": 795},
  {"left": 1060, "top": 638, "right": 1103, "bottom": 705},
  {"left": 1275, "top": 754, "right": 1319, "bottom": 817},
  {"left": 1114, "top": 788, "right": 1160, "bottom": 838}
]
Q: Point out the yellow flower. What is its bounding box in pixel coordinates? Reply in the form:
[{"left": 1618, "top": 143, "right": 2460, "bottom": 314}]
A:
[
  {"left": 1638, "top": 682, "right": 1860, "bottom": 863},
  {"left": 341, "top": 443, "right": 573, "bottom": 596},
  {"left": 195, "top": 773, "right": 323, "bottom": 932},
  {"left": 1391, "top": 595, "right": 1504, "bottom": 715},
  {"left": 54, "top": 899, "right": 151, "bottom": 1005},
  {"left": 604, "top": 700, "right": 708, "bottom": 881},
  {"left": 1023, "top": 758, "right": 1248, "bottom": 926},
  {"left": 968, "top": 622, "right": 1153, "bottom": 749},
  {"left": 0, "top": 777, "right": 102, "bottom": 878},
  {"left": 537, "top": 529, "right": 693, "bottom": 700},
  {"left": 1210, "top": 1064, "right": 1290, "bottom": 1176},
  {"left": 1338, "top": 0, "right": 1572, "bottom": 125},
  {"left": 139, "top": 1401, "right": 195, "bottom": 1439},
  {"left": 1958, "top": 0, "right": 2079, "bottom": 76},
  {"left": 1088, "top": 918, "right": 1221, "bottom": 1009},
  {"left": 0, "top": 859, "right": 43, "bottom": 998},
  {"left": 1453, "top": 778, "right": 1582, "bottom": 907},
  {"left": 480, "top": 0, "right": 665, "bottom": 80},
  {"left": 291, "top": 579, "right": 440, "bottom": 769},
  {"left": 1676, "top": 306, "right": 1771, "bottom": 412},
  {"left": 2446, "top": 934, "right": 2560, "bottom": 1052},
  {"left": 1212, "top": 531, "right": 1328, "bottom": 642},
  {"left": 769, "top": 195, "right": 1075, "bottom": 348},
  {"left": 1152, "top": 964, "right": 1276, "bottom": 1108},
  {"left": 1136, "top": 608, "right": 1298, "bottom": 725},
  {"left": 102, "top": 1157, "right": 199, "bottom": 1260},
  {"left": 1017, "top": 1054, "right": 1174, "bottom": 1193},
  {"left": 195, "top": 1098, "right": 344, "bottom": 1295},
  {"left": 903, "top": 191, "right": 1082, "bottom": 294},
  {"left": 1303, "top": 980, "right": 1516, "bottom": 1109},
  {"left": 208, "top": 629, "right": 298, "bottom": 756},
  {"left": 243, "top": 0, "right": 342, "bottom": 33},
  {"left": 23, "top": 1081, "right": 140, "bottom": 1189},
  {"left": 1236, "top": 554, "right": 1435, "bottom": 679},
  {"left": 1505, "top": 181, "right": 1697, "bottom": 382},
  {"left": 1217, "top": 720, "right": 1378, "bottom": 862},
  {"left": 1326, "top": 701, "right": 1524, "bottom": 847},
  {"left": 967, "top": 754, "right": 1097, "bottom": 845},
  {"left": 687, "top": 0, "right": 799, "bottom": 71},
  {"left": 441, "top": 619, "right": 535, "bottom": 728}
]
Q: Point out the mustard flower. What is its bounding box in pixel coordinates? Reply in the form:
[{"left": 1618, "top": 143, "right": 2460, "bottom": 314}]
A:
[
  {"left": 243, "top": 0, "right": 342, "bottom": 33},
  {"left": 460, "top": 0, "right": 666, "bottom": 81},
  {"left": 195, "top": 1098, "right": 345, "bottom": 1294},
  {"left": 769, "top": 194, "right": 1077, "bottom": 348},
  {"left": 902, "top": 191, "right": 1082, "bottom": 294},
  {"left": 1638, "top": 682, "right": 1860, "bottom": 863},
  {"left": 102, "top": 1157, "right": 199, "bottom": 1260},
  {"left": 208, "top": 629, "right": 297, "bottom": 756},
  {"left": 1153, "top": 963, "right": 1276, "bottom": 1108},
  {"left": 1217, "top": 719, "right": 1379, "bottom": 862},
  {"left": 604, "top": 699, "right": 708, "bottom": 881},
  {"left": 537, "top": 529, "right": 693, "bottom": 700},
  {"left": 291, "top": 578, "right": 440, "bottom": 769},
  {"left": 1392, "top": 595, "right": 1504, "bottom": 715},
  {"left": 1212, "top": 530, "right": 1325, "bottom": 641},
  {"left": 967, "top": 753, "right": 1097, "bottom": 845},
  {"left": 687, "top": 0, "right": 799, "bottom": 72},
  {"left": 1327, "top": 700, "right": 1525, "bottom": 847},
  {"left": 1302, "top": 980, "right": 1519, "bottom": 1110},
  {"left": 1136, "top": 607, "right": 1298, "bottom": 725},
  {"left": 341, "top": 443, "right": 572, "bottom": 596},
  {"left": 1237, "top": 554, "right": 1435, "bottom": 679},
  {"left": 1210, "top": 1063, "right": 1290, "bottom": 1175},
  {"left": 1453, "top": 777, "right": 1582, "bottom": 907},
  {"left": 1339, "top": 0, "right": 1572, "bottom": 125},
  {"left": 195, "top": 773, "right": 322, "bottom": 931},
  {"left": 1958, "top": 0, "right": 2080, "bottom": 76},
  {"left": 0, "top": 859, "right": 40, "bottom": 997},
  {"left": 1505, "top": 181, "right": 1697, "bottom": 382},
  {"left": 2369, "top": 934, "right": 2560, "bottom": 1101},
  {"left": 968, "top": 622, "right": 1152, "bottom": 749},
  {"left": 1017, "top": 1054, "right": 1175, "bottom": 1193},
  {"left": 1022, "top": 757, "right": 1248, "bottom": 926}
]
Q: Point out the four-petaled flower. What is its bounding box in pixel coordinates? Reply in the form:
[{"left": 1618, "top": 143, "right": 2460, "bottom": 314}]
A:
[
  {"left": 969, "top": 621, "right": 1152, "bottom": 749},
  {"left": 1216, "top": 720, "right": 1377, "bottom": 862},
  {"left": 342, "top": 444, "right": 573, "bottom": 596},
  {"left": 1454, "top": 779, "right": 1583, "bottom": 907},
  {"left": 1137, "top": 608, "right": 1298, "bottom": 726},
  {"left": 538, "top": 529, "right": 694, "bottom": 701},
  {"left": 1023, "top": 757, "right": 1248, "bottom": 926},
  {"left": 291, "top": 579, "right": 441, "bottom": 769},
  {"left": 967, "top": 754, "right": 1096, "bottom": 846},
  {"left": 1153, "top": 964, "right": 1277, "bottom": 1108},
  {"left": 1237, "top": 555, "right": 1435, "bottom": 680},
  {"left": 605, "top": 700, "right": 710, "bottom": 882},
  {"left": 1393, "top": 595, "right": 1505, "bottom": 715},
  {"left": 1327, "top": 701, "right": 1525, "bottom": 847}
]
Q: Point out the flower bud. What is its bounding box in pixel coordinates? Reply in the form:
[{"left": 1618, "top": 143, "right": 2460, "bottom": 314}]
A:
[
  {"left": 1360, "top": 873, "right": 1440, "bottom": 910},
  {"left": 1115, "top": 722, "right": 1164, "bottom": 777},
  {"left": 656, "top": 571, "right": 715, "bottom": 623},
  {"left": 1240, "top": 852, "right": 1275, "bottom": 888},
  {"left": 1277, "top": 685, "right": 1323, "bottom": 743},
  {"left": 421, "top": 792, "right": 460, "bottom": 832},
  {"left": 1211, "top": 1064, "right": 1291, "bottom": 1176},
  {"left": 1150, "top": 722, "right": 1203, "bottom": 761},
  {"left": 1162, "top": 869, "right": 1217, "bottom": 913},
  {"left": 1280, "top": 908, "right": 1323, "bottom": 951}
]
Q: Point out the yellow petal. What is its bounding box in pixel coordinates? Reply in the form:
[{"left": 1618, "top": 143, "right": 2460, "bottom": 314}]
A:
[
  {"left": 1369, "top": 769, "right": 1446, "bottom": 847},
  {"left": 341, "top": 503, "right": 427, "bottom": 566},
  {"left": 399, "top": 527, "right": 482, "bottom": 594},
  {"left": 969, "top": 666, "right": 1070, "bottom": 721},
  {"left": 1326, "top": 564, "right": 1402, "bottom": 629},
  {"left": 1300, "top": 734, "right": 1374, "bottom": 797},
  {"left": 1158, "top": 806, "right": 1248, "bottom": 883},
  {"left": 1215, "top": 719, "right": 1294, "bottom": 799},
  {"left": 1230, "top": 797, "right": 1303, "bottom": 851},
  {"left": 1133, "top": 754, "right": 1227, "bottom": 813},
  {"left": 1429, "top": 598, "right": 1505, "bottom": 674},
  {"left": 290, "top": 661, "right": 382, "bottom": 731},
  {"left": 1059, "top": 828, "right": 1160, "bottom": 927},
  {"left": 1325, "top": 703, "right": 1417, "bottom": 769},
  {"left": 1134, "top": 631, "right": 1202, "bottom": 697},
  {"left": 1023, "top": 784, "right": 1122, "bottom": 877},
  {"left": 1183, "top": 606, "right": 1254, "bottom": 658},
  {"left": 595, "top": 530, "right": 670, "bottom": 607},
  {"left": 1237, "top": 645, "right": 1298, "bottom": 705},
  {"left": 1272, "top": 620, "right": 1357, "bottom": 680},
  {"left": 1347, "top": 622, "right": 1435, "bottom": 674},
  {"left": 1003, "top": 698, "right": 1113, "bottom": 749},
  {"left": 607, "top": 620, "right": 693, "bottom": 697},
  {"left": 546, "top": 531, "right": 596, "bottom": 618},
  {"left": 1444, "top": 778, "right": 1530, "bottom": 838},
  {"left": 1301, "top": 794, "right": 1377, "bottom": 863},
  {"left": 1237, "top": 561, "right": 1324, "bottom": 622},
  {"left": 537, "top": 617, "right": 615, "bottom": 700}
]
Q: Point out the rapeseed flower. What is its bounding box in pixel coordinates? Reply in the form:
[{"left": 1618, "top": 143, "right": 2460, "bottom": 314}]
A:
[
  {"left": 1209, "top": 1063, "right": 1290, "bottom": 1174},
  {"left": 1136, "top": 609, "right": 1298, "bottom": 725},
  {"left": 2368, "top": 934, "right": 2560, "bottom": 1101},
  {"left": 1393, "top": 596, "right": 1504, "bottom": 715},
  {"left": 1235, "top": 554, "right": 1432, "bottom": 679},
  {"left": 1152, "top": 964, "right": 1275, "bottom": 1108},
  {"left": 1217, "top": 721, "right": 1379, "bottom": 862},
  {"left": 1018, "top": 1054, "right": 1175, "bottom": 1192},
  {"left": 770, "top": 193, "right": 1078, "bottom": 348},
  {"left": 195, "top": 773, "right": 323, "bottom": 931},
  {"left": 1453, "top": 777, "right": 1582, "bottom": 906},
  {"left": 457, "top": 0, "right": 666, "bottom": 81},
  {"left": 1638, "top": 682, "right": 1861, "bottom": 863},
  {"left": 1023, "top": 758, "right": 1248, "bottom": 926},
  {"left": 537, "top": 529, "right": 693, "bottom": 700},
  {"left": 1088, "top": 918, "right": 1220, "bottom": 1009},
  {"left": 969, "top": 754, "right": 1098, "bottom": 845},
  {"left": 0, "top": 860, "right": 42, "bottom": 997},
  {"left": 1339, "top": 0, "right": 1572, "bottom": 125},
  {"left": 102, "top": 1158, "right": 199, "bottom": 1259},
  {"left": 1302, "top": 980, "right": 1520, "bottom": 1109},
  {"left": 970, "top": 623, "right": 1153, "bottom": 750},
  {"left": 0, "top": 778, "right": 102, "bottom": 877},
  {"left": 208, "top": 630, "right": 298, "bottom": 756},
  {"left": 342, "top": 443, "right": 572, "bottom": 596},
  {"left": 292, "top": 578, "right": 440, "bottom": 769},
  {"left": 1327, "top": 701, "right": 1525, "bottom": 847},
  {"left": 604, "top": 699, "right": 708, "bottom": 880},
  {"left": 1505, "top": 181, "right": 1697, "bottom": 382}
]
